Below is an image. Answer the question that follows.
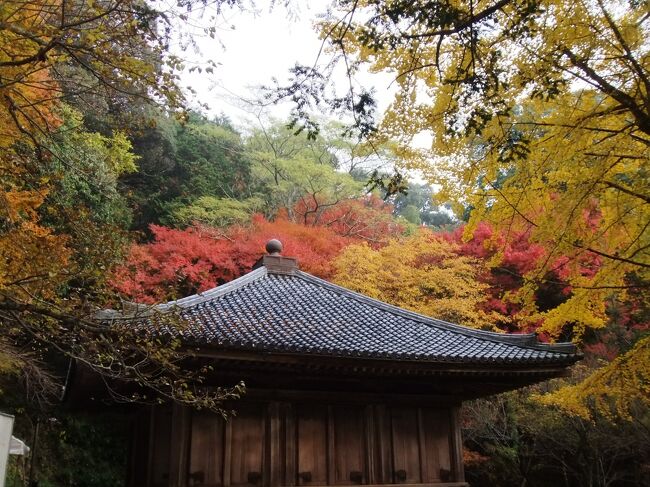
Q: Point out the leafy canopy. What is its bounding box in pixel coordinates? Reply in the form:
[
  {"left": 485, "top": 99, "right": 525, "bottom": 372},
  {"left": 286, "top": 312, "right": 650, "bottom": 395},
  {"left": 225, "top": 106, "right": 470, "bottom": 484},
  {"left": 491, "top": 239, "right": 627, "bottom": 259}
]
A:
[
  {"left": 333, "top": 231, "right": 497, "bottom": 329},
  {"left": 319, "top": 0, "right": 649, "bottom": 335},
  {"left": 0, "top": 0, "right": 244, "bottom": 408},
  {"left": 311, "top": 0, "right": 650, "bottom": 420}
]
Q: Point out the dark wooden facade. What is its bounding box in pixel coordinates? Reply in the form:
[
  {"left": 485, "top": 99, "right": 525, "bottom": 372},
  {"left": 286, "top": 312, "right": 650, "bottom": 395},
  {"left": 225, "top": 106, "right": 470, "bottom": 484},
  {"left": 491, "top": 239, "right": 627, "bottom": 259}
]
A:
[{"left": 129, "top": 393, "right": 466, "bottom": 487}]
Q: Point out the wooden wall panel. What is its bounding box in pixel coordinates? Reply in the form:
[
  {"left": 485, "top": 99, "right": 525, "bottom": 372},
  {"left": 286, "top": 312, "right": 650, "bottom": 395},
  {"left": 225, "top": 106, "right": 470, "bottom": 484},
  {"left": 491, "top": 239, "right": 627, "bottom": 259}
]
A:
[
  {"left": 296, "top": 405, "right": 328, "bottom": 486},
  {"left": 144, "top": 398, "right": 460, "bottom": 487},
  {"left": 389, "top": 407, "right": 421, "bottom": 484},
  {"left": 188, "top": 412, "right": 225, "bottom": 487},
  {"left": 229, "top": 407, "right": 266, "bottom": 487},
  {"left": 372, "top": 406, "right": 392, "bottom": 485},
  {"left": 419, "top": 408, "right": 451, "bottom": 482},
  {"left": 150, "top": 405, "right": 173, "bottom": 487},
  {"left": 283, "top": 403, "right": 296, "bottom": 487},
  {"left": 331, "top": 406, "right": 366, "bottom": 485},
  {"left": 268, "top": 402, "right": 282, "bottom": 487},
  {"left": 170, "top": 404, "right": 191, "bottom": 487},
  {"left": 128, "top": 408, "right": 150, "bottom": 487}
]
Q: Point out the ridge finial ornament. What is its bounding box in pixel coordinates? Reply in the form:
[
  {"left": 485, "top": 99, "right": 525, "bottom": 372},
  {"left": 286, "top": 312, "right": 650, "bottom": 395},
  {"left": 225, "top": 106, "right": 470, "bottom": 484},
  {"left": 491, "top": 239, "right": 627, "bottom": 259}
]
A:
[{"left": 265, "top": 239, "right": 283, "bottom": 255}]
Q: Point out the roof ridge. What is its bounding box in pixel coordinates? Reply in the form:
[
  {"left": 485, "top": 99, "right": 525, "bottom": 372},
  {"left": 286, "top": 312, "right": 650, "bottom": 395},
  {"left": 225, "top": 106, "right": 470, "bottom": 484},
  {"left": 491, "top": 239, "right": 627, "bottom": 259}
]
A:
[
  {"left": 98, "top": 267, "right": 269, "bottom": 320},
  {"left": 158, "top": 266, "right": 268, "bottom": 310},
  {"left": 294, "top": 271, "right": 577, "bottom": 355}
]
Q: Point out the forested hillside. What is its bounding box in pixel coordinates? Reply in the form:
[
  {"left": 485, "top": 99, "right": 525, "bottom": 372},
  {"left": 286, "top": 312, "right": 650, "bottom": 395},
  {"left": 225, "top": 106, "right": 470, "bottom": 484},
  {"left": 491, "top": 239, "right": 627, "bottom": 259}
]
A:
[{"left": 1, "top": 0, "right": 648, "bottom": 486}]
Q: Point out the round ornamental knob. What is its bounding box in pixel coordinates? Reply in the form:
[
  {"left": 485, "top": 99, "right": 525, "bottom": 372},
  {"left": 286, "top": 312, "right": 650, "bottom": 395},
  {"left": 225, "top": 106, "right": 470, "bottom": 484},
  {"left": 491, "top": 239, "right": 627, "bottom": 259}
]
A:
[{"left": 265, "top": 239, "right": 283, "bottom": 255}]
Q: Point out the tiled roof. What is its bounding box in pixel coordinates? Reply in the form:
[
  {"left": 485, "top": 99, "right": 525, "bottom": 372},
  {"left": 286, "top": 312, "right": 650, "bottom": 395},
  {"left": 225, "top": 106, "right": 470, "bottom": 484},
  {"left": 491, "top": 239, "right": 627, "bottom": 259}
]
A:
[{"left": 119, "top": 261, "right": 579, "bottom": 367}]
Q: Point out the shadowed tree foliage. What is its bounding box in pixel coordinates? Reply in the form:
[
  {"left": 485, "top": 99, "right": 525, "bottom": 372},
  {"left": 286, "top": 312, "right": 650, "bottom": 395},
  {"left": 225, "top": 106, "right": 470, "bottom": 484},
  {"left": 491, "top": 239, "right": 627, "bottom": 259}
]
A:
[{"left": 0, "top": 0, "right": 246, "bottom": 410}]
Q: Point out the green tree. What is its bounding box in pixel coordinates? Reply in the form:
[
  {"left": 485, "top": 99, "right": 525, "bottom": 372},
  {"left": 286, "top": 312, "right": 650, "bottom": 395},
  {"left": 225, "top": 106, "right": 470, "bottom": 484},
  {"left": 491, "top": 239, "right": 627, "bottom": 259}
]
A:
[
  {"left": 120, "top": 112, "right": 253, "bottom": 230},
  {"left": 246, "top": 121, "right": 363, "bottom": 221},
  {"left": 167, "top": 196, "right": 264, "bottom": 228},
  {"left": 0, "top": 0, "right": 244, "bottom": 410}
]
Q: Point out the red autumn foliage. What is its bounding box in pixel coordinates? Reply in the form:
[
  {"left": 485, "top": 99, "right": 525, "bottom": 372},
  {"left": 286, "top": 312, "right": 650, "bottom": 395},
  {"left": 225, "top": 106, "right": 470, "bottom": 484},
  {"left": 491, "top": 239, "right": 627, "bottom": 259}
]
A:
[
  {"left": 295, "top": 194, "right": 404, "bottom": 245},
  {"left": 112, "top": 213, "right": 369, "bottom": 303},
  {"left": 445, "top": 221, "right": 604, "bottom": 334},
  {"left": 112, "top": 196, "right": 406, "bottom": 303},
  {"left": 443, "top": 222, "right": 548, "bottom": 330}
]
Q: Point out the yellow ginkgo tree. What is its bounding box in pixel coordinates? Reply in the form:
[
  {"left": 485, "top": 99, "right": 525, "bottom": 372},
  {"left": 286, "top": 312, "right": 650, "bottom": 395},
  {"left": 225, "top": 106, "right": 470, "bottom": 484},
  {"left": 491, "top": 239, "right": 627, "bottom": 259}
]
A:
[
  {"left": 315, "top": 0, "right": 650, "bottom": 420},
  {"left": 333, "top": 231, "right": 500, "bottom": 329}
]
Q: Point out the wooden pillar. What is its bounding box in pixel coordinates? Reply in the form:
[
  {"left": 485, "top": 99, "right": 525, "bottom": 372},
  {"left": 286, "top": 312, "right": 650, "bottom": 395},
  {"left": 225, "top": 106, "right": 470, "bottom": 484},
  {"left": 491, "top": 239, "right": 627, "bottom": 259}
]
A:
[
  {"left": 223, "top": 419, "right": 232, "bottom": 487},
  {"left": 374, "top": 405, "right": 392, "bottom": 484},
  {"left": 146, "top": 405, "right": 156, "bottom": 487},
  {"left": 364, "top": 405, "right": 376, "bottom": 485},
  {"left": 267, "top": 402, "right": 281, "bottom": 487},
  {"left": 284, "top": 403, "right": 296, "bottom": 487},
  {"left": 169, "top": 403, "right": 191, "bottom": 487},
  {"left": 326, "top": 406, "right": 335, "bottom": 486},
  {"left": 449, "top": 406, "right": 465, "bottom": 483}
]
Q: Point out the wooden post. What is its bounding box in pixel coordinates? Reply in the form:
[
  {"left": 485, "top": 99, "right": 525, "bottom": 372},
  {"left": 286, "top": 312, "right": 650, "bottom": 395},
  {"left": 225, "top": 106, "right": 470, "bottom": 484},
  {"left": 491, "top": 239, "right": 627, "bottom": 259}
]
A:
[
  {"left": 268, "top": 402, "right": 281, "bottom": 487},
  {"left": 326, "top": 406, "right": 335, "bottom": 485},
  {"left": 416, "top": 408, "right": 427, "bottom": 482},
  {"left": 284, "top": 403, "right": 296, "bottom": 487},
  {"left": 146, "top": 406, "right": 155, "bottom": 487},
  {"left": 169, "top": 403, "right": 191, "bottom": 487},
  {"left": 449, "top": 406, "right": 465, "bottom": 483},
  {"left": 223, "top": 419, "right": 232, "bottom": 487},
  {"left": 364, "top": 405, "right": 376, "bottom": 485},
  {"left": 375, "top": 405, "right": 392, "bottom": 484}
]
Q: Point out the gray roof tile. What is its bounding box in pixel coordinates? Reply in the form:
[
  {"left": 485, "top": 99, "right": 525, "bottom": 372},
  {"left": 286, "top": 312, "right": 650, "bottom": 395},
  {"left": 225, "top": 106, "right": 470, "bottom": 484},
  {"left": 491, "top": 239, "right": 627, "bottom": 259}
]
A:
[{"left": 125, "top": 265, "right": 580, "bottom": 367}]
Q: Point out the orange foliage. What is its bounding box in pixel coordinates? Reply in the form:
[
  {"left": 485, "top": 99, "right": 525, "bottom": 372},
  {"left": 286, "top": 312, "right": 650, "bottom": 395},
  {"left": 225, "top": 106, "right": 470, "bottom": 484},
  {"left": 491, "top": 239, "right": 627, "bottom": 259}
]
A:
[
  {"left": 112, "top": 214, "right": 360, "bottom": 303},
  {"left": 294, "top": 194, "right": 404, "bottom": 245},
  {"left": 0, "top": 189, "right": 71, "bottom": 302}
]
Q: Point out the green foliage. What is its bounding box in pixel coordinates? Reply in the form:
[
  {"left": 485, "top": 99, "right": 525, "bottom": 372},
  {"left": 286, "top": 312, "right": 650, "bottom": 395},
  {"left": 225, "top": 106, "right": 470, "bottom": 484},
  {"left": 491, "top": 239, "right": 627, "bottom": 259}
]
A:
[
  {"left": 393, "top": 184, "right": 456, "bottom": 227},
  {"left": 399, "top": 204, "right": 421, "bottom": 225},
  {"left": 247, "top": 122, "right": 363, "bottom": 219},
  {"left": 7, "top": 413, "right": 129, "bottom": 487},
  {"left": 46, "top": 105, "right": 135, "bottom": 228},
  {"left": 167, "top": 196, "right": 264, "bottom": 228},
  {"left": 174, "top": 116, "right": 250, "bottom": 198},
  {"left": 122, "top": 112, "right": 252, "bottom": 229}
]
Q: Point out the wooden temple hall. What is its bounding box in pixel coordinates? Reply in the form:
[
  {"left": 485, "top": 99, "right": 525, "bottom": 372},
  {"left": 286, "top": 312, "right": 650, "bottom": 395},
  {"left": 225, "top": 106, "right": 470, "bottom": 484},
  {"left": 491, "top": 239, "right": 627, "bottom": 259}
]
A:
[{"left": 73, "top": 240, "right": 580, "bottom": 487}]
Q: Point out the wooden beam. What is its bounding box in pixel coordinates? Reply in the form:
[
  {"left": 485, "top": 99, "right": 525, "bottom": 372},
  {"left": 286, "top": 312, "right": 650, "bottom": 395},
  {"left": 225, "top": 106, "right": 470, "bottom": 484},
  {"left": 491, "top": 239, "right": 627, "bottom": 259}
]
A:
[
  {"left": 449, "top": 407, "right": 465, "bottom": 483},
  {"left": 192, "top": 347, "right": 573, "bottom": 379},
  {"left": 223, "top": 419, "right": 232, "bottom": 487},
  {"left": 242, "top": 389, "right": 458, "bottom": 406}
]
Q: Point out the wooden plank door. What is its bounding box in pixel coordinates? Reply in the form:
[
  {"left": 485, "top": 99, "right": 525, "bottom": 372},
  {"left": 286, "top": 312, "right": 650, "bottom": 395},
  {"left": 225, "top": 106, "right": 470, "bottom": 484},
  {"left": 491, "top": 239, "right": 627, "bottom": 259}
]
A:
[
  {"left": 330, "top": 406, "right": 366, "bottom": 485},
  {"left": 229, "top": 406, "right": 266, "bottom": 487},
  {"left": 419, "top": 408, "right": 451, "bottom": 483},
  {"left": 389, "top": 407, "right": 421, "bottom": 484},
  {"left": 295, "top": 405, "right": 328, "bottom": 486},
  {"left": 150, "top": 405, "right": 173, "bottom": 487},
  {"left": 188, "top": 412, "right": 225, "bottom": 487}
]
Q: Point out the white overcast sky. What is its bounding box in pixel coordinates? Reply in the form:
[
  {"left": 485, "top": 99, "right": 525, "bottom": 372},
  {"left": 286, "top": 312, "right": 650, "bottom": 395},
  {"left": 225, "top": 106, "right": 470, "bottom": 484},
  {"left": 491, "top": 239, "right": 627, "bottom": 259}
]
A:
[{"left": 173, "top": 0, "right": 396, "bottom": 129}]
